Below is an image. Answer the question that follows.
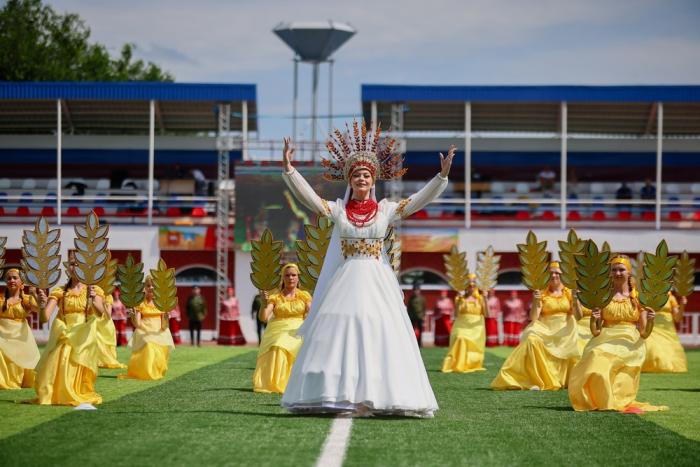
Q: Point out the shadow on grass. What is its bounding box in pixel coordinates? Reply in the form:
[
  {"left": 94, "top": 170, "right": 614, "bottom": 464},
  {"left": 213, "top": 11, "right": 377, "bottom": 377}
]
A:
[
  {"left": 201, "top": 387, "right": 254, "bottom": 393},
  {"left": 522, "top": 405, "right": 575, "bottom": 412},
  {"left": 652, "top": 388, "right": 700, "bottom": 393}
]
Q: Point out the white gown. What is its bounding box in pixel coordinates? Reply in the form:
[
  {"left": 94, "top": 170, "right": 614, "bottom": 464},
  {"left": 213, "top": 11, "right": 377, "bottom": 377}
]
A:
[{"left": 280, "top": 168, "right": 447, "bottom": 417}]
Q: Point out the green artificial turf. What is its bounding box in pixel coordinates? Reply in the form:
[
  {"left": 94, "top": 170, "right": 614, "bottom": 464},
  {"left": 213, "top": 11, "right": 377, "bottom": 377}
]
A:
[
  {"left": 0, "top": 346, "right": 247, "bottom": 440},
  {"left": 0, "top": 346, "right": 330, "bottom": 467},
  {"left": 1, "top": 346, "right": 699, "bottom": 466},
  {"left": 344, "top": 348, "right": 700, "bottom": 467}
]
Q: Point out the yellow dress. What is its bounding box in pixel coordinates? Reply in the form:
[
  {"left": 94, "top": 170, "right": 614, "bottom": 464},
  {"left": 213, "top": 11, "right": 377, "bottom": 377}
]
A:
[
  {"left": 569, "top": 297, "right": 668, "bottom": 412},
  {"left": 0, "top": 294, "right": 40, "bottom": 389},
  {"left": 33, "top": 286, "right": 103, "bottom": 406},
  {"left": 441, "top": 295, "right": 486, "bottom": 373},
  {"left": 576, "top": 306, "right": 593, "bottom": 356},
  {"left": 253, "top": 290, "right": 310, "bottom": 393},
  {"left": 642, "top": 294, "right": 687, "bottom": 373},
  {"left": 491, "top": 289, "right": 579, "bottom": 390},
  {"left": 120, "top": 301, "right": 174, "bottom": 380},
  {"left": 96, "top": 295, "right": 126, "bottom": 369}
]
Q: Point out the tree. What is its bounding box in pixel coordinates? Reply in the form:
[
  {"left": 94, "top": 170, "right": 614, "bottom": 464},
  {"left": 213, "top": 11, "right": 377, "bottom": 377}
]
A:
[{"left": 0, "top": 0, "right": 173, "bottom": 81}]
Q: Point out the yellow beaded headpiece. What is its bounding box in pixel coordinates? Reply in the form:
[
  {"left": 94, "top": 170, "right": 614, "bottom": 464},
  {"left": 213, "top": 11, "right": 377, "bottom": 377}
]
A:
[
  {"left": 467, "top": 273, "right": 477, "bottom": 280},
  {"left": 610, "top": 256, "right": 632, "bottom": 272},
  {"left": 323, "top": 120, "right": 407, "bottom": 182},
  {"left": 549, "top": 261, "right": 561, "bottom": 271}
]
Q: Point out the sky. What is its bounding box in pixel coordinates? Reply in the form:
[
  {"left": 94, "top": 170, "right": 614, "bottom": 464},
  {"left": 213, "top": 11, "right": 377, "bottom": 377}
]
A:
[{"left": 46, "top": 0, "right": 700, "bottom": 141}]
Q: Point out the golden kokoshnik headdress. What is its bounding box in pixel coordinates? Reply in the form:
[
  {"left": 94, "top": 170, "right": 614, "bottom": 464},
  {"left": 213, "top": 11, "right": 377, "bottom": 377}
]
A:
[{"left": 323, "top": 120, "right": 407, "bottom": 182}]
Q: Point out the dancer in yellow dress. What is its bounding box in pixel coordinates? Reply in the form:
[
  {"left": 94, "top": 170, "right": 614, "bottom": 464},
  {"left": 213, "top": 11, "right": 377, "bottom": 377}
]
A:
[
  {"left": 96, "top": 292, "right": 127, "bottom": 369},
  {"left": 569, "top": 255, "right": 667, "bottom": 412},
  {"left": 34, "top": 257, "right": 104, "bottom": 406},
  {"left": 253, "top": 263, "right": 310, "bottom": 393},
  {"left": 0, "top": 268, "right": 40, "bottom": 389},
  {"left": 642, "top": 291, "right": 687, "bottom": 373},
  {"left": 491, "top": 262, "right": 579, "bottom": 390},
  {"left": 441, "top": 274, "right": 488, "bottom": 373},
  {"left": 120, "top": 277, "right": 174, "bottom": 380},
  {"left": 574, "top": 304, "right": 593, "bottom": 356}
]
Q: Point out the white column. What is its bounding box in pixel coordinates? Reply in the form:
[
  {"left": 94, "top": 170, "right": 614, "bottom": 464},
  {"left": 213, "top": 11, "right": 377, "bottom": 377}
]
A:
[
  {"left": 148, "top": 100, "right": 155, "bottom": 226},
  {"left": 464, "top": 102, "right": 472, "bottom": 229},
  {"left": 371, "top": 101, "right": 378, "bottom": 133},
  {"left": 560, "top": 101, "right": 568, "bottom": 229},
  {"left": 242, "top": 101, "right": 249, "bottom": 161},
  {"left": 57, "top": 99, "right": 62, "bottom": 225},
  {"left": 656, "top": 102, "right": 663, "bottom": 230}
]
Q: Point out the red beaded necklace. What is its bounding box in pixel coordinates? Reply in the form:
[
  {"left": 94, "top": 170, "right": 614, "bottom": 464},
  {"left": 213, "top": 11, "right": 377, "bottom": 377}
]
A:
[{"left": 345, "top": 198, "right": 378, "bottom": 227}]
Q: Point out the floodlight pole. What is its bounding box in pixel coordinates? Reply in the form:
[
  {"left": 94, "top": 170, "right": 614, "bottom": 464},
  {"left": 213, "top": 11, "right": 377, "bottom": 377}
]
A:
[
  {"left": 311, "top": 62, "right": 319, "bottom": 161},
  {"left": 293, "top": 57, "right": 299, "bottom": 142}
]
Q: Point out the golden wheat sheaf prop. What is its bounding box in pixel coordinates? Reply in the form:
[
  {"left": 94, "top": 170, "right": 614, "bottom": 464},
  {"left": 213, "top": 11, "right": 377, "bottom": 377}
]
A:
[
  {"left": 20, "top": 217, "right": 62, "bottom": 289},
  {"left": 639, "top": 240, "right": 677, "bottom": 311},
  {"left": 444, "top": 245, "right": 470, "bottom": 292},
  {"left": 517, "top": 231, "right": 550, "bottom": 291},
  {"left": 384, "top": 227, "right": 402, "bottom": 278},
  {"left": 97, "top": 251, "right": 119, "bottom": 296},
  {"left": 557, "top": 229, "right": 586, "bottom": 290},
  {"left": 117, "top": 254, "right": 145, "bottom": 309},
  {"left": 73, "top": 211, "right": 110, "bottom": 285},
  {"left": 295, "top": 217, "right": 334, "bottom": 293},
  {"left": 674, "top": 251, "right": 696, "bottom": 298},
  {"left": 574, "top": 240, "right": 612, "bottom": 310},
  {"left": 250, "top": 229, "right": 284, "bottom": 292},
  {"left": 476, "top": 246, "right": 500, "bottom": 292},
  {"left": 0, "top": 236, "right": 6, "bottom": 273},
  {"left": 151, "top": 259, "right": 178, "bottom": 313}
]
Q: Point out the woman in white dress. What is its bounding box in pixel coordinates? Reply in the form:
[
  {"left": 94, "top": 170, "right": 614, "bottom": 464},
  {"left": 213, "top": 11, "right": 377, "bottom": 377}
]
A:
[{"left": 280, "top": 122, "right": 454, "bottom": 418}]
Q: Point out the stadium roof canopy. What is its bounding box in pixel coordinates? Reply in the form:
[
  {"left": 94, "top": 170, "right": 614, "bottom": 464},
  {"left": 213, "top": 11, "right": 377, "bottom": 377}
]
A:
[
  {"left": 0, "top": 82, "right": 257, "bottom": 134},
  {"left": 361, "top": 85, "right": 700, "bottom": 135}
]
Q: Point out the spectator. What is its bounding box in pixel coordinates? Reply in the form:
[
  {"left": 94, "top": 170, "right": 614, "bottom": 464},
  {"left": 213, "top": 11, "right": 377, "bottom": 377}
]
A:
[
  {"left": 640, "top": 178, "right": 656, "bottom": 211},
  {"left": 169, "top": 303, "right": 182, "bottom": 345},
  {"left": 111, "top": 288, "right": 128, "bottom": 346},
  {"left": 537, "top": 166, "right": 556, "bottom": 192},
  {"left": 406, "top": 281, "right": 427, "bottom": 347},
  {"left": 251, "top": 293, "right": 265, "bottom": 344},
  {"left": 192, "top": 168, "right": 207, "bottom": 196},
  {"left": 186, "top": 286, "right": 207, "bottom": 346},
  {"left": 615, "top": 182, "right": 633, "bottom": 211}
]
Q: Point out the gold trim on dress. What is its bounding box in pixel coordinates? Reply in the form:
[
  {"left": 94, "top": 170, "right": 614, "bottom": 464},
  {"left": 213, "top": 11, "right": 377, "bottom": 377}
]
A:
[
  {"left": 341, "top": 238, "right": 383, "bottom": 260},
  {"left": 320, "top": 199, "right": 332, "bottom": 216},
  {"left": 395, "top": 198, "right": 411, "bottom": 218}
]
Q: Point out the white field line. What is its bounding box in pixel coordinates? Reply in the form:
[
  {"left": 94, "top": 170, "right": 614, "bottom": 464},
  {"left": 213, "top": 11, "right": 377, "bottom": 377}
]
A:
[{"left": 314, "top": 417, "right": 354, "bottom": 467}]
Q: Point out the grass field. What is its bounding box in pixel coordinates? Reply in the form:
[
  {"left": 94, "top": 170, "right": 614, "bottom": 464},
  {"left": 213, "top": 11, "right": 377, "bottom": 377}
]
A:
[{"left": 1, "top": 346, "right": 698, "bottom": 466}]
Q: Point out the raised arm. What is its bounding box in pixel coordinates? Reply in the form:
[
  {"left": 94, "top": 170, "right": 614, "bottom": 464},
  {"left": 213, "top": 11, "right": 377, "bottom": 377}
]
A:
[
  {"left": 281, "top": 137, "right": 334, "bottom": 217},
  {"left": 391, "top": 145, "right": 455, "bottom": 220}
]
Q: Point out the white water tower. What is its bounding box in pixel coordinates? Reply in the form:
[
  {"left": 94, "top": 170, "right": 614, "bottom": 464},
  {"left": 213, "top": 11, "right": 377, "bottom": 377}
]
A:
[{"left": 273, "top": 21, "right": 356, "bottom": 159}]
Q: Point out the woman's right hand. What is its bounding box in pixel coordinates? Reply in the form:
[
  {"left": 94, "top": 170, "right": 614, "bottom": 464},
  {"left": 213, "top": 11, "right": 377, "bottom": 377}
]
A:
[
  {"left": 37, "top": 289, "right": 48, "bottom": 307},
  {"left": 533, "top": 290, "right": 542, "bottom": 300},
  {"left": 591, "top": 308, "right": 601, "bottom": 320},
  {"left": 283, "top": 137, "right": 295, "bottom": 172}
]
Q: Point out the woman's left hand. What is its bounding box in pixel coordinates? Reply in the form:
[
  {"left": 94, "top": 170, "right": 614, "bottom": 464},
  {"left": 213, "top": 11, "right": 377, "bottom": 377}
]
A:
[
  {"left": 88, "top": 285, "right": 97, "bottom": 299},
  {"left": 440, "top": 145, "right": 456, "bottom": 178},
  {"left": 646, "top": 307, "right": 656, "bottom": 320}
]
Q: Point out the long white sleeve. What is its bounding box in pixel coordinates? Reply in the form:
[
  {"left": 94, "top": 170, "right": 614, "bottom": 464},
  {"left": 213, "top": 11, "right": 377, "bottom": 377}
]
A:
[
  {"left": 281, "top": 168, "right": 334, "bottom": 217},
  {"left": 391, "top": 173, "right": 448, "bottom": 220}
]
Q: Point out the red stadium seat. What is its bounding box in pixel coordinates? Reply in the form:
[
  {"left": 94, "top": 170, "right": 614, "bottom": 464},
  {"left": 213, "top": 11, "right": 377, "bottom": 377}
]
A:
[
  {"left": 66, "top": 206, "right": 81, "bottom": 216},
  {"left": 617, "top": 211, "right": 632, "bottom": 221},
  {"left": 40, "top": 206, "right": 56, "bottom": 216},
  {"left": 567, "top": 210, "right": 581, "bottom": 221},
  {"left": 668, "top": 211, "right": 682, "bottom": 221},
  {"left": 0, "top": 206, "right": 4, "bottom": 216},
  {"left": 642, "top": 211, "right": 655, "bottom": 221},
  {"left": 541, "top": 210, "right": 556, "bottom": 220},
  {"left": 166, "top": 207, "right": 182, "bottom": 216},
  {"left": 693, "top": 211, "right": 700, "bottom": 221},
  {"left": 191, "top": 207, "right": 207, "bottom": 217},
  {"left": 592, "top": 210, "right": 606, "bottom": 221},
  {"left": 15, "top": 206, "right": 31, "bottom": 216},
  {"left": 515, "top": 210, "right": 531, "bottom": 220},
  {"left": 93, "top": 206, "right": 106, "bottom": 217}
]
